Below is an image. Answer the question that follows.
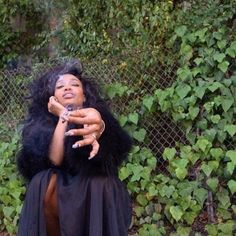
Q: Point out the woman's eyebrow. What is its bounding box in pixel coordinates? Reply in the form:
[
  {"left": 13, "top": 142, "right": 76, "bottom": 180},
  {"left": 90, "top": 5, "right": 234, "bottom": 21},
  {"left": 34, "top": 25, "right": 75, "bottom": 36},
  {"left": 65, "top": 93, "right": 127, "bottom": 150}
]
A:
[
  {"left": 56, "top": 78, "right": 80, "bottom": 85},
  {"left": 56, "top": 79, "right": 64, "bottom": 84},
  {"left": 71, "top": 78, "right": 80, "bottom": 82}
]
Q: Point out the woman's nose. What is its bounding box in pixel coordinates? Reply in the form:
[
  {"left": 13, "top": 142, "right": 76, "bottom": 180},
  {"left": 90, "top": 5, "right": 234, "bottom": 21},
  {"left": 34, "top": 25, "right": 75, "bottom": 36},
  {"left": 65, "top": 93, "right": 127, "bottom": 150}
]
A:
[{"left": 64, "top": 85, "right": 71, "bottom": 91}]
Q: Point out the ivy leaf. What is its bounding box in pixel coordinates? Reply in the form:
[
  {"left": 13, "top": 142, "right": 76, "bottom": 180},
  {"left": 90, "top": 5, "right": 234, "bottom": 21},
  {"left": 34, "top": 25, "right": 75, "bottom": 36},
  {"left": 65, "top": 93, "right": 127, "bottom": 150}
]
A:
[
  {"left": 170, "top": 206, "right": 183, "bottom": 221},
  {"left": 204, "top": 129, "right": 217, "bottom": 142},
  {"left": 218, "top": 222, "right": 234, "bottom": 234},
  {"left": 193, "top": 188, "right": 208, "bottom": 207},
  {"left": 176, "top": 167, "right": 188, "bottom": 180},
  {"left": 143, "top": 96, "right": 154, "bottom": 111},
  {"left": 213, "top": 52, "right": 225, "bottom": 63},
  {"left": 3, "top": 206, "right": 14, "bottom": 218},
  {"left": 226, "top": 41, "right": 236, "bottom": 57},
  {"left": 210, "top": 115, "right": 221, "bottom": 124},
  {"left": 226, "top": 150, "right": 236, "bottom": 165},
  {"left": 119, "top": 167, "right": 131, "bottom": 181},
  {"left": 133, "top": 128, "right": 147, "bottom": 142},
  {"left": 128, "top": 112, "right": 139, "bottom": 125},
  {"left": 217, "top": 39, "right": 227, "bottom": 50},
  {"left": 201, "top": 163, "right": 213, "bottom": 177},
  {"left": 210, "top": 148, "right": 223, "bottom": 160},
  {"left": 195, "top": 28, "right": 207, "bottom": 42},
  {"left": 194, "top": 86, "right": 206, "bottom": 99},
  {"left": 172, "top": 159, "right": 189, "bottom": 169},
  {"left": 134, "top": 206, "right": 144, "bottom": 217},
  {"left": 196, "top": 119, "right": 208, "bottom": 130},
  {"left": 204, "top": 101, "right": 214, "bottom": 112},
  {"left": 208, "top": 82, "right": 222, "bottom": 92},
  {"left": 213, "top": 31, "right": 223, "bottom": 40},
  {"left": 160, "top": 185, "right": 175, "bottom": 198},
  {"left": 130, "top": 165, "right": 143, "bottom": 182},
  {"left": 148, "top": 185, "right": 158, "bottom": 196},
  {"left": 222, "top": 79, "right": 231, "bottom": 87},
  {"left": 163, "top": 148, "right": 176, "bottom": 161},
  {"left": 106, "top": 83, "right": 128, "bottom": 98},
  {"left": 218, "top": 61, "right": 229, "bottom": 73},
  {"left": 196, "top": 138, "right": 212, "bottom": 153},
  {"left": 147, "top": 157, "right": 157, "bottom": 169},
  {"left": 206, "top": 224, "right": 218, "bottom": 235},
  {"left": 177, "top": 67, "right": 192, "bottom": 81},
  {"left": 175, "top": 25, "right": 187, "bottom": 37},
  {"left": 217, "top": 130, "right": 227, "bottom": 143},
  {"left": 221, "top": 98, "right": 234, "bottom": 112},
  {"left": 201, "top": 161, "right": 219, "bottom": 177},
  {"left": 226, "top": 162, "right": 234, "bottom": 175},
  {"left": 189, "top": 106, "right": 199, "bottom": 120},
  {"left": 226, "top": 47, "right": 236, "bottom": 57},
  {"left": 206, "top": 178, "right": 219, "bottom": 192},
  {"left": 180, "top": 44, "right": 193, "bottom": 62},
  {"left": 217, "top": 188, "right": 230, "bottom": 207},
  {"left": 136, "top": 193, "right": 148, "bottom": 206},
  {"left": 232, "top": 205, "right": 236, "bottom": 214},
  {"left": 224, "top": 124, "right": 236, "bottom": 137},
  {"left": 194, "top": 57, "right": 203, "bottom": 65},
  {"left": 176, "top": 84, "right": 191, "bottom": 99},
  {"left": 227, "top": 180, "right": 236, "bottom": 194},
  {"left": 119, "top": 115, "right": 128, "bottom": 127}
]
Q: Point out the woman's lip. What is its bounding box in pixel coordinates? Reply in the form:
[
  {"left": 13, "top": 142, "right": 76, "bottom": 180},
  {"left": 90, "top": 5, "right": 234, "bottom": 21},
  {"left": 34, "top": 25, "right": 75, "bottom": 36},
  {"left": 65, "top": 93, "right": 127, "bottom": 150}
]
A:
[{"left": 63, "top": 93, "right": 74, "bottom": 98}]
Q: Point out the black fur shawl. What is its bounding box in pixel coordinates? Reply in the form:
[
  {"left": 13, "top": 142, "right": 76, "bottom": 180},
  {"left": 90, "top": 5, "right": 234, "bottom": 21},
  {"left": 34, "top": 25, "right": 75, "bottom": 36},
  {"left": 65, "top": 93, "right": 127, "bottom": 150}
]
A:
[{"left": 17, "top": 105, "right": 132, "bottom": 181}]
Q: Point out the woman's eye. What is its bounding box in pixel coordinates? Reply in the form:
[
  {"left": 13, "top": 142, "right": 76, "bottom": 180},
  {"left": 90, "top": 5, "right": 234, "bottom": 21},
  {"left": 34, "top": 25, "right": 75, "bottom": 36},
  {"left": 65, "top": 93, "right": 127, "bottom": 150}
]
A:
[
  {"left": 72, "top": 84, "right": 80, "bottom": 87},
  {"left": 56, "top": 85, "right": 63, "bottom": 89}
]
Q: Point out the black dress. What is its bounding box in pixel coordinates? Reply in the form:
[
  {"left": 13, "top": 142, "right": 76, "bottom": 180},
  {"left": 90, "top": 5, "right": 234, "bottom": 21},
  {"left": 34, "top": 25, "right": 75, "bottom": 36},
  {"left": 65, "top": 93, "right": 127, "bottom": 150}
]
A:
[{"left": 17, "top": 107, "right": 132, "bottom": 236}]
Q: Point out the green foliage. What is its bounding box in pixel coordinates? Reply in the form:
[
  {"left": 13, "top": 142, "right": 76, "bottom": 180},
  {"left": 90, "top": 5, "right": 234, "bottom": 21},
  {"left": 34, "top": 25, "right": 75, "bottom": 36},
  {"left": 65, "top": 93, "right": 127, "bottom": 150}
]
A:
[
  {"left": 0, "top": 123, "right": 25, "bottom": 234},
  {"left": 57, "top": 0, "right": 173, "bottom": 58},
  {"left": 0, "top": 1, "right": 48, "bottom": 68},
  {"left": 113, "top": 0, "right": 236, "bottom": 234}
]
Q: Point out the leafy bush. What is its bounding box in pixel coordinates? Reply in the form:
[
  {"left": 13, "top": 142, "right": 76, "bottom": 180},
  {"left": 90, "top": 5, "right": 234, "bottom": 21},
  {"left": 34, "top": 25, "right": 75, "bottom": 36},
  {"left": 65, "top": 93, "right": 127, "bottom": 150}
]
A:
[
  {"left": 112, "top": 0, "right": 236, "bottom": 235},
  {"left": 0, "top": 123, "right": 25, "bottom": 234}
]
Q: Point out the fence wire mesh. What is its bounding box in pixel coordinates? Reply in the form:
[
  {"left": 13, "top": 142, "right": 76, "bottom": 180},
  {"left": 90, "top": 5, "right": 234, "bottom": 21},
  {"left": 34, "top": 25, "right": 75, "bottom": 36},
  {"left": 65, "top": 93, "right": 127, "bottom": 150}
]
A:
[{"left": 0, "top": 57, "right": 187, "bottom": 171}]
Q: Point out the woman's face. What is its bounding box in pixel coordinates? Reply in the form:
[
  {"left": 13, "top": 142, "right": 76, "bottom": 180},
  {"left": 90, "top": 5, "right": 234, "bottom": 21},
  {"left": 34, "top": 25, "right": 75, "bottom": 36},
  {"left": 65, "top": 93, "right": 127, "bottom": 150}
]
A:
[{"left": 54, "top": 74, "right": 85, "bottom": 107}]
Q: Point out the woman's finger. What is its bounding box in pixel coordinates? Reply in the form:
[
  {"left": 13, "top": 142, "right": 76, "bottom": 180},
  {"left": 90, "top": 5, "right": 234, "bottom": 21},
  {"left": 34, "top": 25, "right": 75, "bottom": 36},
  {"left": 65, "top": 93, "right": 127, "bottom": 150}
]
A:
[
  {"left": 65, "top": 125, "right": 100, "bottom": 136},
  {"left": 69, "top": 108, "right": 101, "bottom": 123},
  {"left": 89, "top": 141, "right": 100, "bottom": 159},
  {"left": 68, "top": 114, "right": 101, "bottom": 125},
  {"left": 72, "top": 135, "right": 95, "bottom": 148}
]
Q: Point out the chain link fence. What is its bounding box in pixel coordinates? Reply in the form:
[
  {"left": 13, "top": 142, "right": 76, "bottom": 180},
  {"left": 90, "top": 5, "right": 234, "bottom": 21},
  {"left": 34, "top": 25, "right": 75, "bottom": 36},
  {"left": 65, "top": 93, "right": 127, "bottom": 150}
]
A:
[{"left": 0, "top": 57, "right": 186, "bottom": 169}]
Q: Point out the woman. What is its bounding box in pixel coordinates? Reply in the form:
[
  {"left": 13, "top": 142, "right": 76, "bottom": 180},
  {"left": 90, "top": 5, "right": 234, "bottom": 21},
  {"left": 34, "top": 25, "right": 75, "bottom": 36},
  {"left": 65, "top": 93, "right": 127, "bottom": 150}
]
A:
[{"left": 17, "top": 60, "right": 132, "bottom": 236}]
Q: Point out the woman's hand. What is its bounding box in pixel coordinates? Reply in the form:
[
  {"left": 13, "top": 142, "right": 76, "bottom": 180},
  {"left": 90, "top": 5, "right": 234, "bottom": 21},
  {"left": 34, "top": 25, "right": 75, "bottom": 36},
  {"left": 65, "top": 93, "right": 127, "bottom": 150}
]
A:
[
  {"left": 66, "top": 108, "right": 104, "bottom": 137},
  {"left": 48, "top": 96, "right": 66, "bottom": 118},
  {"left": 65, "top": 108, "right": 105, "bottom": 158}
]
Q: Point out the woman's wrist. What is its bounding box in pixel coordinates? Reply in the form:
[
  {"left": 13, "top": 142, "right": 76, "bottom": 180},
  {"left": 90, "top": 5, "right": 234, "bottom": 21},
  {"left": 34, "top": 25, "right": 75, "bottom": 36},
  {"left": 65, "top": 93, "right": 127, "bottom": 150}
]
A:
[{"left": 59, "top": 108, "right": 70, "bottom": 123}]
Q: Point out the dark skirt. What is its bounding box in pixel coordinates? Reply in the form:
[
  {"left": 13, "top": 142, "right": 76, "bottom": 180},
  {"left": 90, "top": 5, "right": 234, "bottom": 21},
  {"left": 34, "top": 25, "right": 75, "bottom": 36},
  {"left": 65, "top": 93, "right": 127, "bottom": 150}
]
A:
[{"left": 18, "top": 169, "right": 132, "bottom": 236}]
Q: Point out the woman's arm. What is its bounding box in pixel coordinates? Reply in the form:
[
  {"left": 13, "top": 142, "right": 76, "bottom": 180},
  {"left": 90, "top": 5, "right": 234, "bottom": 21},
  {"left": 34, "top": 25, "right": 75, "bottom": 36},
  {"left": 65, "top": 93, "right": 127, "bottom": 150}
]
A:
[{"left": 49, "top": 117, "right": 68, "bottom": 166}]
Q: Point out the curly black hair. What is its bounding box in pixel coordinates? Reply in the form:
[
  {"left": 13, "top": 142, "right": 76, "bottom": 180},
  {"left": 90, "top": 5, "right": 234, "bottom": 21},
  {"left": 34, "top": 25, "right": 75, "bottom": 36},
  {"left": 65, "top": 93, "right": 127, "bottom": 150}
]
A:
[
  {"left": 26, "top": 59, "right": 105, "bottom": 118},
  {"left": 17, "top": 59, "right": 132, "bottom": 180}
]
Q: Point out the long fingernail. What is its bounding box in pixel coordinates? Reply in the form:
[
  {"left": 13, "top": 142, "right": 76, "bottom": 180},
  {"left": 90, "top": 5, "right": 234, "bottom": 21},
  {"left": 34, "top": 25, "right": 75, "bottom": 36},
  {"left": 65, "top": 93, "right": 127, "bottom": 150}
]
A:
[
  {"left": 88, "top": 155, "right": 94, "bottom": 160},
  {"left": 72, "top": 143, "right": 80, "bottom": 148},
  {"left": 65, "top": 131, "right": 74, "bottom": 136}
]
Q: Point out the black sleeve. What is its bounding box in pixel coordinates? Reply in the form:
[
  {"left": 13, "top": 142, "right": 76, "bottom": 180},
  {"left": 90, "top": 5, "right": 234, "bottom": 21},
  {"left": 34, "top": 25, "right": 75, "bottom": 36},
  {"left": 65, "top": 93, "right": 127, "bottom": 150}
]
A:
[
  {"left": 17, "top": 117, "right": 55, "bottom": 180},
  {"left": 95, "top": 105, "right": 133, "bottom": 167}
]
